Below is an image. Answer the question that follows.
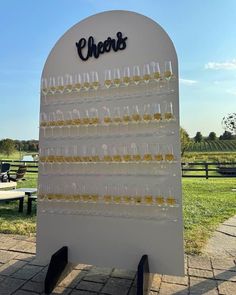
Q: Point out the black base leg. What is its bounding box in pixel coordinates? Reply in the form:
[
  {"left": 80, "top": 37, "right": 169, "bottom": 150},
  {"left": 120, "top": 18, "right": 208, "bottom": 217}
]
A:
[
  {"left": 44, "top": 246, "right": 68, "bottom": 294},
  {"left": 137, "top": 255, "right": 152, "bottom": 295},
  {"left": 19, "top": 198, "right": 24, "bottom": 212}
]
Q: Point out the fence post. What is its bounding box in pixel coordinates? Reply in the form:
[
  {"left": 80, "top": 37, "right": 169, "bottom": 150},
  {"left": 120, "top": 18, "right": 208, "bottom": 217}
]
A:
[{"left": 205, "top": 163, "right": 209, "bottom": 179}]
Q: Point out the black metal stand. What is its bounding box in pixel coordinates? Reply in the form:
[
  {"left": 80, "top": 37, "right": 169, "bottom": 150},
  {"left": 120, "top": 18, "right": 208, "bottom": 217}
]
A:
[
  {"left": 44, "top": 246, "right": 68, "bottom": 294},
  {"left": 137, "top": 255, "right": 152, "bottom": 295}
]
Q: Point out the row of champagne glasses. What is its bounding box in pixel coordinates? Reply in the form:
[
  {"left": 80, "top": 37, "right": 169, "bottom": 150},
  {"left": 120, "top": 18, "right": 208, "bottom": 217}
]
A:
[
  {"left": 40, "top": 102, "right": 174, "bottom": 127},
  {"left": 41, "top": 61, "right": 174, "bottom": 95},
  {"left": 39, "top": 183, "right": 177, "bottom": 206},
  {"left": 39, "top": 142, "right": 174, "bottom": 163}
]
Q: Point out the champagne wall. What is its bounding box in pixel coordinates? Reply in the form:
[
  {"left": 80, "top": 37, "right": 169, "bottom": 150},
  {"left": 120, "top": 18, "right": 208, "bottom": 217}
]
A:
[{"left": 37, "top": 10, "right": 184, "bottom": 275}]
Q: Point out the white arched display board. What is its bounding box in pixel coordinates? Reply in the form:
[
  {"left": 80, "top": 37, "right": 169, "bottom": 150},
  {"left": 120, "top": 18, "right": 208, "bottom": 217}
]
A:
[{"left": 37, "top": 10, "right": 184, "bottom": 276}]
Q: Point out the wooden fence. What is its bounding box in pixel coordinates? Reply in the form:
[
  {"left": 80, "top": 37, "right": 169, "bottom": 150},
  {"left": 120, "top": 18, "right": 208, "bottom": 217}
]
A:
[{"left": 1, "top": 160, "right": 236, "bottom": 179}]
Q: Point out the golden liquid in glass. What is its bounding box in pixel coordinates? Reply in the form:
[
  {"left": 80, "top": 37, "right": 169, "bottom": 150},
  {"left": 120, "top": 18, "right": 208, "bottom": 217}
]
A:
[
  {"left": 82, "top": 194, "right": 90, "bottom": 202},
  {"left": 114, "top": 117, "right": 122, "bottom": 123},
  {"left": 57, "top": 85, "right": 65, "bottom": 92},
  {"left": 132, "top": 154, "right": 142, "bottom": 161},
  {"left": 143, "top": 154, "right": 153, "bottom": 161},
  {"left": 113, "top": 155, "right": 122, "bottom": 162},
  {"left": 73, "top": 119, "right": 81, "bottom": 125},
  {"left": 132, "top": 114, "right": 142, "bottom": 122},
  {"left": 114, "top": 196, "right": 121, "bottom": 203},
  {"left": 164, "top": 112, "right": 174, "bottom": 120},
  {"left": 124, "top": 196, "right": 132, "bottom": 203},
  {"left": 143, "top": 74, "right": 151, "bottom": 83},
  {"left": 104, "top": 117, "right": 112, "bottom": 124},
  {"left": 74, "top": 195, "right": 81, "bottom": 201},
  {"left": 92, "top": 81, "right": 99, "bottom": 90},
  {"left": 123, "top": 76, "right": 131, "bottom": 85},
  {"left": 50, "top": 86, "right": 56, "bottom": 93},
  {"left": 123, "top": 154, "right": 132, "bottom": 162},
  {"left": 40, "top": 122, "right": 47, "bottom": 127},
  {"left": 145, "top": 195, "right": 153, "bottom": 204},
  {"left": 165, "top": 154, "right": 174, "bottom": 162},
  {"left": 91, "top": 194, "right": 99, "bottom": 202},
  {"left": 42, "top": 88, "right": 48, "bottom": 94},
  {"left": 57, "top": 120, "right": 64, "bottom": 126},
  {"left": 104, "top": 80, "right": 112, "bottom": 88},
  {"left": 123, "top": 115, "right": 131, "bottom": 122},
  {"left": 83, "top": 82, "right": 90, "bottom": 90},
  {"left": 103, "top": 155, "right": 112, "bottom": 162},
  {"left": 135, "top": 196, "right": 142, "bottom": 204},
  {"left": 167, "top": 197, "right": 176, "bottom": 206},
  {"left": 82, "top": 118, "right": 90, "bottom": 125},
  {"left": 40, "top": 156, "right": 46, "bottom": 162},
  {"left": 153, "top": 72, "right": 161, "bottom": 80},
  {"left": 113, "top": 78, "right": 121, "bottom": 87},
  {"left": 133, "top": 75, "right": 141, "bottom": 84},
  {"left": 156, "top": 196, "right": 164, "bottom": 205},
  {"left": 75, "top": 83, "right": 81, "bottom": 91},
  {"left": 74, "top": 156, "right": 82, "bottom": 162},
  {"left": 67, "top": 84, "right": 73, "bottom": 91},
  {"left": 104, "top": 195, "right": 112, "bottom": 203},
  {"left": 154, "top": 154, "right": 163, "bottom": 161},
  {"left": 164, "top": 71, "right": 172, "bottom": 79},
  {"left": 90, "top": 117, "right": 100, "bottom": 125},
  {"left": 143, "top": 114, "right": 152, "bottom": 121},
  {"left": 91, "top": 155, "right": 100, "bottom": 162},
  {"left": 154, "top": 113, "right": 162, "bottom": 120},
  {"left": 82, "top": 156, "right": 90, "bottom": 162}
]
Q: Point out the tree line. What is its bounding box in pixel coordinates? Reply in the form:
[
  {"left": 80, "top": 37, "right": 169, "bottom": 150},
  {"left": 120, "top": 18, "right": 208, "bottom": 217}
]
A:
[{"left": 0, "top": 139, "right": 39, "bottom": 156}]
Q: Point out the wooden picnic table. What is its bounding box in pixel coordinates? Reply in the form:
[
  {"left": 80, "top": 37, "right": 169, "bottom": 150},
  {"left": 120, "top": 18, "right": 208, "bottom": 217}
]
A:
[{"left": 0, "top": 191, "right": 25, "bottom": 212}]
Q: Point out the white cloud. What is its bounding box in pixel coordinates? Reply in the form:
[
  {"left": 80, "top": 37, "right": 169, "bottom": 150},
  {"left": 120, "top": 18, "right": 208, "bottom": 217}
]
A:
[
  {"left": 180, "top": 78, "right": 198, "bottom": 85},
  {"left": 226, "top": 89, "right": 236, "bottom": 96},
  {"left": 205, "top": 59, "right": 236, "bottom": 70}
]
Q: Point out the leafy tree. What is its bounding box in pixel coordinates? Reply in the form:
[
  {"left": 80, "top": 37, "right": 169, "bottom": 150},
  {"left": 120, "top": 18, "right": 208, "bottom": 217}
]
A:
[
  {"left": 219, "top": 131, "right": 233, "bottom": 140},
  {"left": 180, "top": 127, "right": 191, "bottom": 156},
  {"left": 208, "top": 132, "right": 217, "bottom": 141},
  {"left": 0, "top": 138, "right": 15, "bottom": 156},
  {"left": 194, "top": 131, "right": 203, "bottom": 143}
]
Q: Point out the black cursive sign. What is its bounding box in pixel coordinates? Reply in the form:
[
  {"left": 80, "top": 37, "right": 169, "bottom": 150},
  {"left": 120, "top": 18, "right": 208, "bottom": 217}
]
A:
[{"left": 75, "top": 32, "right": 128, "bottom": 61}]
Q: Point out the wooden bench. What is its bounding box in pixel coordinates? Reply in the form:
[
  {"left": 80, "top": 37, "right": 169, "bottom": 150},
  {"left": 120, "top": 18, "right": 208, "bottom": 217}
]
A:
[{"left": 0, "top": 191, "right": 25, "bottom": 212}]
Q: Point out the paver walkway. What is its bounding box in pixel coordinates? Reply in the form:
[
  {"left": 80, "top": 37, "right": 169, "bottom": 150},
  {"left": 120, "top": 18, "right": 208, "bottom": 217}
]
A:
[{"left": 0, "top": 233, "right": 235, "bottom": 295}]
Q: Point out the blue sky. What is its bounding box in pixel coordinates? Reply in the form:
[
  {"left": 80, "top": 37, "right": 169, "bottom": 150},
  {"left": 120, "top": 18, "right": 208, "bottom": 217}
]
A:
[{"left": 0, "top": 0, "right": 235, "bottom": 139}]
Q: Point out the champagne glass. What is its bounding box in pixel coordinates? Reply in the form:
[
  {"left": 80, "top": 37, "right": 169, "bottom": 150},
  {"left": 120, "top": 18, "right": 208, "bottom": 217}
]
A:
[
  {"left": 153, "top": 103, "right": 162, "bottom": 121},
  {"left": 57, "top": 76, "right": 65, "bottom": 94},
  {"left": 112, "top": 145, "right": 122, "bottom": 162},
  {"left": 74, "top": 74, "right": 82, "bottom": 92},
  {"left": 113, "top": 106, "right": 122, "bottom": 124},
  {"left": 155, "top": 189, "right": 164, "bottom": 206},
  {"left": 82, "top": 145, "right": 90, "bottom": 162},
  {"left": 143, "top": 104, "right": 152, "bottom": 122},
  {"left": 133, "top": 186, "right": 142, "bottom": 205},
  {"left": 81, "top": 183, "right": 89, "bottom": 202},
  {"left": 154, "top": 144, "right": 164, "bottom": 162},
  {"left": 91, "top": 146, "right": 100, "bottom": 162},
  {"left": 122, "top": 143, "right": 132, "bottom": 162},
  {"left": 71, "top": 109, "right": 81, "bottom": 125},
  {"left": 123, "top": 106, "right": 131, "bottom": 123},
  {"left": 102, "top": 144, "right": 112, "bottom": 162},
  {"left": 143, "top": 143, "right": 153, "bottom": 161},
  {"left": 131, "top": 142, "right": 141, "bottom": 161},
  {"left": 89, "top": 108, "right": 100, "bottom": 125},
  {"left": 104, "top": 184, "right": 112, "bottom": 203},
  {"left": 166, "top": 189, "right": 176, "bottom": 206},
  {"left": 132, "top": 105, "right": 142, "bottom": 122},
  {"left": 66, "top": 74, "right": 73, "bottom": 93},
  {"left": 41, "top": 78, "right": 49, "bottom": 96},
  {"left": 164, "top": 61, "right": 173, "bottom": 90},
  {"left": 103, "top": 106, "right": 112, "bottom": 124},
  {"left": 144, "top": 185, "right": 153, "bottom": 205},
  {"left": 122, "top": 184, "right": 132, "bottom": 204},
  {"left": 142, "top": 64, "right": 151, "bottom": 84},
  {"left": 113, "top": 68, "right": 121, "bottom": 88},
  {"left": 113, "top": 184, "right": 122, "bottom": 204},
  {"left": 151, "top": 61, "right": 161, "bottom": 82},
  {"left": 82, "top": 109, "right": 90, "bottom": 125},
  {"left": 164, "top": 101, "right": 174, "bottom": 120},
  {"left": 104, "top": 69, "right": 112, "bottom": 88},
  {"left": 123, "top": 66, "right": 131, "bottom": 86},
  {"left": 83, "top": 72, "right": 90, "bottom": 91},
  {"left": 91, "top": 71, "right": 99, "bottom": 90},
  {"left": 49, "top": 77, "right": 56, "bottom": 95},
  {"left": 132, "top": 65, "right": 141, "bottom": 85},
  {"left": 165, "top": 144, "right": 174, "bottom": 162}
]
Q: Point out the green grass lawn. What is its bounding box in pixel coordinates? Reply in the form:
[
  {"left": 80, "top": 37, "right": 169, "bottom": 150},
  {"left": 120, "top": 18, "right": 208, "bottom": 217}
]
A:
[{"left": 0, "top": 175, "right": 236, "bottom": 254}]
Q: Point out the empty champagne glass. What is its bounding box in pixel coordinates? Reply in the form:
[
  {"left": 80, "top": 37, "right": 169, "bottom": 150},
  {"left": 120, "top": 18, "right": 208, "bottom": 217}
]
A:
[
  {"left": 104, "top": 69, "right": 112, "bottom": 88},
  {"left": 74, "top": 74, "right": 82, "bottom": 92},
  {"left": 83, "top": 73, "right": 90, "bottom": 91},
  {"left": 113, "top": 68, "right": 121, "bottom": 88},
  {"left": 123, "top": 66, "right": 131, "bottom": 86},
  {"left": 132, "top": 65, "right": 141, "bottom": 85},
  {"left": 66, "top": 74, "right": 73, "bottom": 93},
  {"left": 91, "top": 71, "right": 99, "bottom": 90}
]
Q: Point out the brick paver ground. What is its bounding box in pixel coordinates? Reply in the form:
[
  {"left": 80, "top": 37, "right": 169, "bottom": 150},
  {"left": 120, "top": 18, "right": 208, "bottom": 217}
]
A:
[{"left": 0, "top": 234, "right": 236, "bottom": 295}]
